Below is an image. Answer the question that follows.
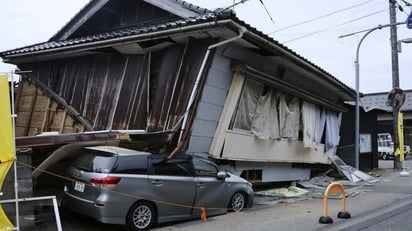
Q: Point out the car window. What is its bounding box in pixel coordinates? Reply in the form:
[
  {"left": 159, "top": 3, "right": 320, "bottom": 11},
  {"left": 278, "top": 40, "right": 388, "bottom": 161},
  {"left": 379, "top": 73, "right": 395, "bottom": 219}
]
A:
[
  {"left": 152, "top": 160, "right": 191, "bottom": 176},
  {"left": 72, "top": 151, "right": 116, "bottom": 173},
  {"left": 112, "top": 155, "right": 148, "bottom": 174},
  {"left": 192, "top": 158, "right": 218, "bottom": 177}
]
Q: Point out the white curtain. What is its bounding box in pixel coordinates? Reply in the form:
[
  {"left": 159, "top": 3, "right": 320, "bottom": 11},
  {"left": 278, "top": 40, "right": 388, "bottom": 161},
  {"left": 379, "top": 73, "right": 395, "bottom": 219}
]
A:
[
  {"left": 234, "top": 79, "right": 262, "bottom": 130},
  {"left": 325, "top": 111, "right": 340, "bottom": 151},
  {"left": 279, "top": 96, "right": 300, "bottom": 141},
  {"left": 251, "top": 89, "right": 280, "bottom": 139},
  {"left": 316, "top": 108, "right": 326, "bottom": 144},
  {"left": 302, "top": 101, "right": 318, "bottom": 148}
]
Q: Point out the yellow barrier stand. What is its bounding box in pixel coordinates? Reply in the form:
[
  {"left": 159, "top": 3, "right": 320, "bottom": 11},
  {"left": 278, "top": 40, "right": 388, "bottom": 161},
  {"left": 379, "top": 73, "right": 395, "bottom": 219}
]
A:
[
  {"left": 319, "top": 182, "right": 351, "bottom": 224},
  {"left": 0, "top": 75, "right": 15, "bottom": 229}
]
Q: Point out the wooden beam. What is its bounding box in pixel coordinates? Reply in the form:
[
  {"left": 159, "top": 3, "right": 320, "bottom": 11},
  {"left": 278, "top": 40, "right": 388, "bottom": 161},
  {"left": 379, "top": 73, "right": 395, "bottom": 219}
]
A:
[
  {"left": 16, "top": 131, "right": 128, "bottom": 148},
  {"left": 24, "top": 75, "right": 94, "bottom": 131},
  {"left": 59, "top": 110, "right": 67, "bottom": 134},
  {"left": 41, "top": 98, "right": 51, "bottom": 133},
  {"left": 24, "top": 87, "right": 38, "bottom": 136}
]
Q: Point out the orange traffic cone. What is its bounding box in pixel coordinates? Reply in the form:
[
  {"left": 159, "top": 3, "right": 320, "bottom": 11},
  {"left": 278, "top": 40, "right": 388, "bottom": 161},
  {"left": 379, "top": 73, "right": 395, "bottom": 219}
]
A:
[{"left": 200, "top": 207, "right": 207, "bottom": 221}]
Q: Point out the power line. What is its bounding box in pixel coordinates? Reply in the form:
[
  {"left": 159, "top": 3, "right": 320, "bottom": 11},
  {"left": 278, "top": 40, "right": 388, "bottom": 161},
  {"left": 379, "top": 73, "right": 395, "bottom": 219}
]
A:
[
  {"left": 258, "top": 0, "right": 275, "bottom": 25},
  {"left": 283, "top": 9, "right": 388, "bottom": 44},
  {"left": 215, "top": 0, "right": 249, "bottom": 14},
  {"left": 401, "top": 0, "right": 412, "bottom": 6},
  {"left": 269, "top": 0, "right": 378, "bottom": 35},
  {"left": 396, "top": 0, "right": 412, "bottom": 16}
]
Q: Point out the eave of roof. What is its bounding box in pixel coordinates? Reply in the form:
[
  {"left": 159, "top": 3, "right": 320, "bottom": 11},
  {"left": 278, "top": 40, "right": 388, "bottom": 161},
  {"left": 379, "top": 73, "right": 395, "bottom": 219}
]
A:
[
  {"left": 0, "top": 10, "right": 355, "bottom": 99},
  {"left": 0, "top": 12, "right": 229, "bottom": 58}
]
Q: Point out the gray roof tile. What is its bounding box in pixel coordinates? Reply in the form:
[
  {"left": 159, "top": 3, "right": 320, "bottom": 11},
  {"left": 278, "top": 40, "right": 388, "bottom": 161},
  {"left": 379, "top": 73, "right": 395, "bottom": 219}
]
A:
[{"left": 358, "top": 90, "right": 412, "bottom": 112}]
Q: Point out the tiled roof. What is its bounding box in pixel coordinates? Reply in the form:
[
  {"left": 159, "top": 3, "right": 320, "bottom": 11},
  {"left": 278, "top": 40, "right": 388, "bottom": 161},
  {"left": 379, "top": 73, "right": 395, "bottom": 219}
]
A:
[
  {"left": 176, "top": 0, "right": 212, "bottom": 14},
  {"left": 0, "top": 2, "right": 354, "bottom": 97},
  {"left": 359, "top": 90, "right": 412, "bottom": 112},
  {"left": 0, "top": 12, "right": 223, "bottom": 57}
]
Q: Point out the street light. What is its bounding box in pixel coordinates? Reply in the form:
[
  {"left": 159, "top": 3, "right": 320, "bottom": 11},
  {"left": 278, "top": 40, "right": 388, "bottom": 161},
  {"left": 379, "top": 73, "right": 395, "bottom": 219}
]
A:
[
  {"left": 339, "top": 22, "right": 405, "bottom": 169},
  {"left": 398, "top": 38, "right": 412, "bottom": 53},
  {"left": 401, "top": 38, "right": 412, "bottom": 43}
]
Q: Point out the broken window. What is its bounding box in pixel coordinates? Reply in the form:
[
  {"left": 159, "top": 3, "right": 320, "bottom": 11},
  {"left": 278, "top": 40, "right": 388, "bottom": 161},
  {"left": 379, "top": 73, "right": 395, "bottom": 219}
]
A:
[{"left": 230, "top": 75, "right": 341, "bottom": 150}]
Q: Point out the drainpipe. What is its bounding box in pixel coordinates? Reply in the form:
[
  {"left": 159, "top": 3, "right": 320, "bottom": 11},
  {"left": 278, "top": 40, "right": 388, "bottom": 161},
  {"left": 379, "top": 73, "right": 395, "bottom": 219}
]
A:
[{"left": 169, "top": 26, "right": 247, "bottom": 158}]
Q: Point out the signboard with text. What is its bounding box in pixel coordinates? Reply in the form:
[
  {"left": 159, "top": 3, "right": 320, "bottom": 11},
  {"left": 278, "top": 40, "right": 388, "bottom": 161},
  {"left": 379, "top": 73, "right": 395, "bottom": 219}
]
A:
[{"left": 408, "top": 11, "right": 412, "bottom": 29}]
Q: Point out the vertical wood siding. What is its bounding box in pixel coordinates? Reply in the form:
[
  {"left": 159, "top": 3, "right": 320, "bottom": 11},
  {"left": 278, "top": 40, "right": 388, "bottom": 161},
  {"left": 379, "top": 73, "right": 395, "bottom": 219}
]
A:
[{"left": 17, "top": 38, "right": 214, "bottom": 137}]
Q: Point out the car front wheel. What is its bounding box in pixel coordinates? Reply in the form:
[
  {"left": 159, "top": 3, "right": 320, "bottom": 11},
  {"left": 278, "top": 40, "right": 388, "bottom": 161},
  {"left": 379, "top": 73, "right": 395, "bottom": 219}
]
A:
[
  {"left": 229, "top": 192, "right": 246, "bottom": 212},
  {"left": 126, "top": 201, "right": 156, "bottom": 231}
]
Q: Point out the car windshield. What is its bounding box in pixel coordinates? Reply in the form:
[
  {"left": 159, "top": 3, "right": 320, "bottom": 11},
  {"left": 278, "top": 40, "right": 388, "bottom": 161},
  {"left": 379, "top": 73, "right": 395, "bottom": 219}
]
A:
[{"left": 72, "top": 151, "right": 117, "bottom": 173}]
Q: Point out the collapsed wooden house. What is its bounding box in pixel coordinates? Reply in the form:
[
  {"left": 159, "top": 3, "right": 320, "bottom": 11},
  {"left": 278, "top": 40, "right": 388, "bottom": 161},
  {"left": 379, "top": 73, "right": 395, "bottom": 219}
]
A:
[{"left": 1, "top": 0, "right": 355, "bottom": 183}]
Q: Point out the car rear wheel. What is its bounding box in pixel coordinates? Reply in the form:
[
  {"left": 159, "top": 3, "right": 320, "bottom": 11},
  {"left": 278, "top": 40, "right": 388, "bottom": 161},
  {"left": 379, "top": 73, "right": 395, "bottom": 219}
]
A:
[
  {"left": 126, "top": 201, "right": 156, "bottom": 231},
  {"left": 229, "top": 192, "right": 246, "bottom": 212}
]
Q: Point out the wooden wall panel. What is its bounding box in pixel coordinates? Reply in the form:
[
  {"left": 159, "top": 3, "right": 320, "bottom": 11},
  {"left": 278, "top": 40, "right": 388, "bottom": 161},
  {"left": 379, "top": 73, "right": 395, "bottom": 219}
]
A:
[
  {"left": 16, "top": 38, "right": 214, "bottom": 138},
  {"left": 15, "top": 111, "right": 30, "bottom": 128},
  {"left": 112, "top": 55, "right": 148, "bottom": 130}
]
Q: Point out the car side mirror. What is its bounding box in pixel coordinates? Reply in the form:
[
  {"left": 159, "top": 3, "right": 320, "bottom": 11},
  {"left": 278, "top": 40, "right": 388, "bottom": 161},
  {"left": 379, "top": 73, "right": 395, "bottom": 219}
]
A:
[{"left": 217, "top": 171, "right": 228, "bottom": 179}]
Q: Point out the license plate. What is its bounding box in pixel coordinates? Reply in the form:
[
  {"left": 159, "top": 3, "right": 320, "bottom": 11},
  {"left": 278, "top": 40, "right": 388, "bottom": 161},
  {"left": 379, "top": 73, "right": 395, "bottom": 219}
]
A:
[{"left": 74, "top": 181, "right": 85, "bottom": 192}]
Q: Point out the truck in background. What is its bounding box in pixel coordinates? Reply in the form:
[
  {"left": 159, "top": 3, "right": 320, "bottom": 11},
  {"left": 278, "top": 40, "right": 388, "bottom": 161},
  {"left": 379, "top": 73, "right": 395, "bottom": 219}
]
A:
[
  {"left": 378, "top": 133, "right": 410, "bottom": 160},
  {"left": 378, "top": 133, "right": 394, "bottom": 160}
]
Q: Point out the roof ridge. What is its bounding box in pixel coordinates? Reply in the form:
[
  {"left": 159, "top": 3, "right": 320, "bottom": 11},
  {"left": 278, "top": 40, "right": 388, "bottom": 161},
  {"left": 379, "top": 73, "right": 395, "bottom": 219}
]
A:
[{"left": 176, "top": 0, "right": 212, "bottom": 14}]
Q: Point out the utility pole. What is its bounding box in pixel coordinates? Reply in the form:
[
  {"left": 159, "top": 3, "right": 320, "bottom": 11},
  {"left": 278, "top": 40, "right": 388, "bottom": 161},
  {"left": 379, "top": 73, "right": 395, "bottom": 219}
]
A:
[{"left": 389, "top": 0, "right": 402, "bottom": 169}]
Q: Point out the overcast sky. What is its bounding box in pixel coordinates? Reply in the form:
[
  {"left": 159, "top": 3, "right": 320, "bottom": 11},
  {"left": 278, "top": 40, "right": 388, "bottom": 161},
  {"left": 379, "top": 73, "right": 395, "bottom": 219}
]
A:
[{"left": 1, "top": 0, "right": 412, "bottom": 93}]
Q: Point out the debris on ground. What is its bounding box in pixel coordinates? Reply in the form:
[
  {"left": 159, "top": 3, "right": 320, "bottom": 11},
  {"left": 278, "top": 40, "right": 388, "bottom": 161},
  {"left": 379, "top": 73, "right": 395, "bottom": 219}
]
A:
[
  {"left": 256, "top": 186, "right": 308, "bottom": 198},
  {"left": 255, "top": 156, "right": 383, "bottom": 206},
  {"left": 329, "top": 156, "right": 379, "bottom": 183}
]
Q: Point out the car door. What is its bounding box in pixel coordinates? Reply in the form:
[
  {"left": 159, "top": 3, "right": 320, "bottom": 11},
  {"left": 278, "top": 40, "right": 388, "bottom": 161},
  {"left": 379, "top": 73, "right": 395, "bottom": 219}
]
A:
[
  {"left": 192, "top": 158, "right": 228, "bottom": 216},
  {"left": 147, "top": 157, "right": 196, "bottom": 220}
]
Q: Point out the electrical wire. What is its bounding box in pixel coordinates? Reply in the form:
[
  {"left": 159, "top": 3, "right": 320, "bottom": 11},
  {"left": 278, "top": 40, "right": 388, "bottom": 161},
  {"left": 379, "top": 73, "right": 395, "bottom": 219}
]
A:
[
  {"left": 269, "top": 0, "right": 378, "bottom": 35},
  {"left": 283, "top": 9, "right": 388, "bottom": 44},
  {"left": 215, "top": 0, "right": 249, "bottom": 14},
  {"left": 393, "top": 0, "right": 410, "bottom": 16},
  {"left": 258, "top": 0, "right": 275, "bottom": 24},
  {"left": 401, "top": 0, "right": 412, "bottom": 6}
]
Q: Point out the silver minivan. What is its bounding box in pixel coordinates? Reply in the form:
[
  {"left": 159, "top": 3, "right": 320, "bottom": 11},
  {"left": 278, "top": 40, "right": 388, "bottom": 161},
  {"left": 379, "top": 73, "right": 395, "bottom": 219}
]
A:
[{"left": 61, "top": 146, "right": 254, "bottom": 231}]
